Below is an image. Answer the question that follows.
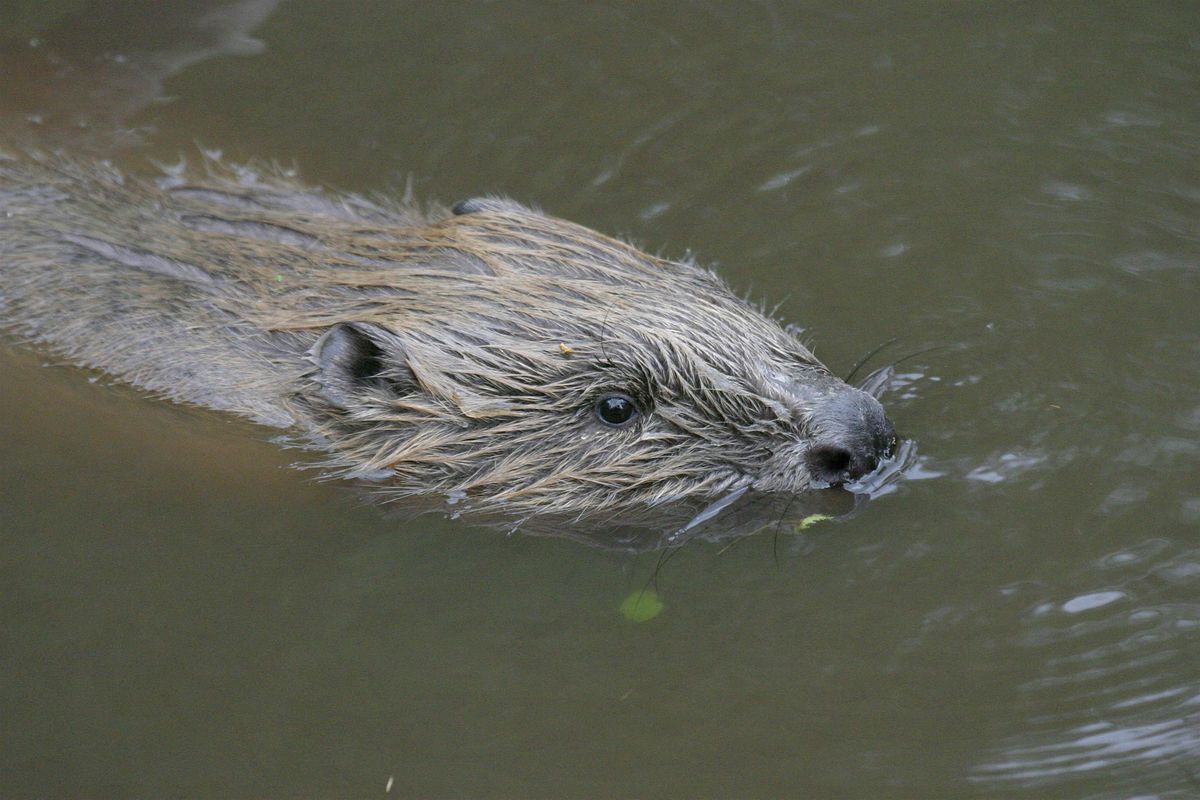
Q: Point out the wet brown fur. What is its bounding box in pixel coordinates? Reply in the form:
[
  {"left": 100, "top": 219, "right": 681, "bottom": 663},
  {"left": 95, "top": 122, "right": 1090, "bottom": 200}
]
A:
[{"left": 0, "top": 152, "right": 889, "bottom": 521}]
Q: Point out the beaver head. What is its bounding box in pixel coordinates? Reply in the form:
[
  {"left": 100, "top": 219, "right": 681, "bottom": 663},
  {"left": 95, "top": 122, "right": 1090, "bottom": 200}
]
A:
[{"left": 284, "top": 197, "right": 896, "bottom": 520}]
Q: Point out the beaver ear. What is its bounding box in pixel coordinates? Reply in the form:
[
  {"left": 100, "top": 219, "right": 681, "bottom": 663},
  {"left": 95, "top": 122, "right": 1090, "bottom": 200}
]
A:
[
  {"left": 451, "top": 197, "right": 533, "bottom": 216},
  {"left": 311, "top": 322, "right": 415, "bottom": 407}
]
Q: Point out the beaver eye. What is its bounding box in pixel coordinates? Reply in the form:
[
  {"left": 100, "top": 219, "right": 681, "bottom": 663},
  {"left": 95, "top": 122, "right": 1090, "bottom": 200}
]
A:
[{"left": 595, "top": 393, "right": 639, "bottom": 427}]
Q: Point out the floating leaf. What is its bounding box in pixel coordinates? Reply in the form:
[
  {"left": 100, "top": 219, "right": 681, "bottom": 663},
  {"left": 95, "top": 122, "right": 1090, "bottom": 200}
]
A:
[
  {"left": 620, "top": 589, "right": 663, "bottom": 622},
  {"left": 796, "top": 513, "right": 832, "bottom": 531}
]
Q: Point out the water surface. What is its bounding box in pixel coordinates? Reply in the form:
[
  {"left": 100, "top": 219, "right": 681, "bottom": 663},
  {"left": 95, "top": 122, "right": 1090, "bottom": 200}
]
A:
[{"left": 2, "top": 2, "right": 1199, "bottom": 797}]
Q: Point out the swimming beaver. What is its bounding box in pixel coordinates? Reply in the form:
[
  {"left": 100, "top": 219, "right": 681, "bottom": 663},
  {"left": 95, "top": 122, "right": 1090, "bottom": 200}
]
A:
[{"left": 0, "top": 153, "right": 895, "bottom": 526}]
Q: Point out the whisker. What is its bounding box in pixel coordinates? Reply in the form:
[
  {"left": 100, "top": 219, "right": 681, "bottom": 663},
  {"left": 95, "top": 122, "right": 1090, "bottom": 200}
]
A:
[
  {"left": 844, "top": 337, "right": 898, "bottom": 384},
  {"left": 859, "top": 344, "right": 948, "bottom": 397},
  {"left": 772, "top": 492, "right": 797, "bottom": 568}
]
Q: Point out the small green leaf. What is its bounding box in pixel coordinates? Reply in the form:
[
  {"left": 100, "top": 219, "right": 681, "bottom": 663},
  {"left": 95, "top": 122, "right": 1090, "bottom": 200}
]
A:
[
  {"left": 620, "top": 589, "right": 663, "bottom": 622},
  {"left": 274, "top": 274, "right": 284, "bottom": 282},
  {"left": 797, "top": 513, "right": 832, "bottom": 531}
]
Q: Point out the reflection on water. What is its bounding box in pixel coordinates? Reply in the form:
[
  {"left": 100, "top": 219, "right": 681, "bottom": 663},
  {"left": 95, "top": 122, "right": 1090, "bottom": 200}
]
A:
[
  {"left": 431, "top": 486, "right": 858, "bottom": 552},
  {"left": 975, "top": 543, "right": 1200, "bottom": 793},
  {"left": 0, "top": 0, "right": 277, "bottom": 152},
  {"left": 2, "top": 1, "right": 1199, "bottom": 797}
]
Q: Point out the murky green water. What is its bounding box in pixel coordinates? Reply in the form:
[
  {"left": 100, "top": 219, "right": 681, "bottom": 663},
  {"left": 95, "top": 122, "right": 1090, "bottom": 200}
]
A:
[{"left": 2, "top": 2, "right": 1199, "bottom": 797}]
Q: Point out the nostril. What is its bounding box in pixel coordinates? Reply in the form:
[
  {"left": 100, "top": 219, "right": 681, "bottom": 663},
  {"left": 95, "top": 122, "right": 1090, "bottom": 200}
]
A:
[
  {"left": 806, "top": 445, "right": 855, "bottom": 484},
  {"left": 801, "top": 386, "right": 895, "bottom": 486}
]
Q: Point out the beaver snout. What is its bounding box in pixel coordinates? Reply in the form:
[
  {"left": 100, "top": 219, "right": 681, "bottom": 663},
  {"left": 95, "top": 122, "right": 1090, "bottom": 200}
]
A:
[{"left": 804, "top": 389, "right": 896, "bottom": 486}]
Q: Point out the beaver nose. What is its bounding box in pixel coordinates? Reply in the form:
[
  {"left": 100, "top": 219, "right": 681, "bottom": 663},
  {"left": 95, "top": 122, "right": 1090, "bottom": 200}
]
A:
[{"left": 804, "top": 389, "right": 895, "bottom": 486}]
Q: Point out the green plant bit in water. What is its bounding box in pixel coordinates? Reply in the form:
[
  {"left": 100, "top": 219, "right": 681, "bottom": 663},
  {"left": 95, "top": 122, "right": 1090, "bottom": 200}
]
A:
[
  {"left": 620, "top": 589, "right": 663, "bottom": 622},
  {"left": 796, "top": 513, "right": 832, "bottom": 531}
]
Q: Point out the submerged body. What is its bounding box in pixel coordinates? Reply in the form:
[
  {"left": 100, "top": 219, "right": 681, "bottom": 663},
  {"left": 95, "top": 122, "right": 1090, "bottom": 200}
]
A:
[{"left": 0, "top": 153, "right": 895, "bottom": 526}]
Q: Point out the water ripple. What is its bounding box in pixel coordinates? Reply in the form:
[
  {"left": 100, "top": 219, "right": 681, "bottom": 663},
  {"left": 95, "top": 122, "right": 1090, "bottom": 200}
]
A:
[{"left": 973, "top": 545, "right": 1200, "bottom": 794}]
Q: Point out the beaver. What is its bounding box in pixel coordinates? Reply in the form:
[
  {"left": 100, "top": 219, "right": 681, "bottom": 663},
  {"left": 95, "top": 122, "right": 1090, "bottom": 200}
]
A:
[{"left": 0, "top": 152, "right": 895, "bottom": 531}]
